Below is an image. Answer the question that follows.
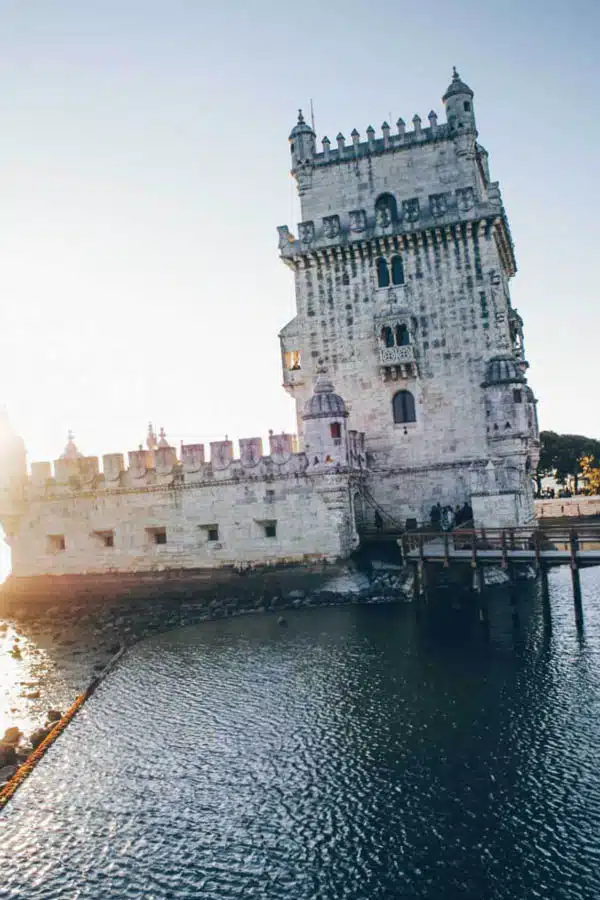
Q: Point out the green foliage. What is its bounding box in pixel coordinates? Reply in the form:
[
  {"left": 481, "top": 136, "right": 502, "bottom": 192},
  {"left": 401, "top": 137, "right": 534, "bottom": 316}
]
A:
[{"left": 538, "top": 431, "right": 600, "bottom": 491}]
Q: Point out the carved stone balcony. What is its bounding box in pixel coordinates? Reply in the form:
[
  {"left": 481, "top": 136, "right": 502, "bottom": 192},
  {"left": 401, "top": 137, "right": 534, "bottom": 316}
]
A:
[
  {"left": 379, "top": 344, "right": 418, "bottom": 380},
  {"left": 379, "top": 345, "right": 414, "bottom": 365}
]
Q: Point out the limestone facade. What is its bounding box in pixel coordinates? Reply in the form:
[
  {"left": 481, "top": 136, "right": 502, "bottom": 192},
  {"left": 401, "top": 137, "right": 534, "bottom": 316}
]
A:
[
  {"left": 0, "top": 426, "right": 363, "bottom": 577},
  {"left": 279, "top": 70, "right": 539, "bottom": 529}
]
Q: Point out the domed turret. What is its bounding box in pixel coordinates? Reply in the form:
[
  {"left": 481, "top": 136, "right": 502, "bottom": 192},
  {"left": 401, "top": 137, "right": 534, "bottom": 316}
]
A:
[
  {"left": 289, "top": 109, "right": 316, "bottom": 170},
  {"left": 442, "top": 67, "right": 477, "bottom": 135},
  {"left": 482, "top": 356, "right": 529, "bottom": 443},
  {"left": 303, "top": 375, "right": 347, "bottom": 419},
  {"left": 302, "top": 375, "right": 349, "bottom": 469}
]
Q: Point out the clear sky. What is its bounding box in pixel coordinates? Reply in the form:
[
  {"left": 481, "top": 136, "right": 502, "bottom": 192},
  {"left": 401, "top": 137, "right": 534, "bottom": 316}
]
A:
[{"left": 0, "top": 0, "right": 598, "bottom": 465}]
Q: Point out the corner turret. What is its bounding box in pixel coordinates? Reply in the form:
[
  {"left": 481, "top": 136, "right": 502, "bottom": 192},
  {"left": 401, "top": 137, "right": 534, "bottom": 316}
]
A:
[
  {"left": 289, "top": 109, "right": 316, "bottom": 172},
  {"left": 302, "top": 375, "right": 349, "bottom": 469},
  {"left": 442, "top": 67, "right": 477, "bottom": 136}
]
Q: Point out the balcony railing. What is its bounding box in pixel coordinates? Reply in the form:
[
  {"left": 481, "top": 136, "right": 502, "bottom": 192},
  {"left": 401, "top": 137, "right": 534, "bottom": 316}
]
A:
[{"left": 379, "top": 344, "right": 415, "bottom": 366}]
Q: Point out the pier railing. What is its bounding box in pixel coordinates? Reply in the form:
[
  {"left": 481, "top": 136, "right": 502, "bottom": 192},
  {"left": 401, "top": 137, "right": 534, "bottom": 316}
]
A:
[{"left": 401, "top": 525, "right": 600, "bottom": 568}]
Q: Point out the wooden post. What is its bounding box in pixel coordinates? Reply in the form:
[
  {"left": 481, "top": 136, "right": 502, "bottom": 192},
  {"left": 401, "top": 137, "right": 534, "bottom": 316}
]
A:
[
  {"left": 443, "top": 532, "right": 450, "bottom": 568},
  {"left": 569, "top": 530, "right": 584, "bottom": 632},
  {"left": 471, "top": 530, "right": 478, "bottom": 569},
  {"left": 533, "top": 529, "right": 541, "bottom": 571},
  {"left": 540, "top": 563, "right": 552, "bottom": 633},
  {"left": 401, "top": 533, "right": 409, "bottom": 564},
  {"left": 420, "top": 561, "right": 429, "bottom": 604},
  {"left": 501, "top": 530, "right": 508, "bottom": 570},
  {"left": 412, "top": 562, "right": 420, "bottom": 604}
]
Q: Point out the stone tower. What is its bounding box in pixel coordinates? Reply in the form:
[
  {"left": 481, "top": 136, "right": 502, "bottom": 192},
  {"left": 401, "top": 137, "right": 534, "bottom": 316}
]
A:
[{"left": 278, "top": 71, "right": 540, "bottom": 529}]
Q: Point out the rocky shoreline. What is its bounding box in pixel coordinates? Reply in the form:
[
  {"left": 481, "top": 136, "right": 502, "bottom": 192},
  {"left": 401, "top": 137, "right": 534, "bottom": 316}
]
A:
[{"left": 0, "top": 562, "right": 413, "bottom": 786}]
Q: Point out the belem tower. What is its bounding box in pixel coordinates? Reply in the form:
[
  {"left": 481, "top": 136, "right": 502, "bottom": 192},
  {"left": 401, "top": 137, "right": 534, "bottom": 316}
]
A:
[{"left": 0, "top": 70, "right": 540, "bottom": 580}]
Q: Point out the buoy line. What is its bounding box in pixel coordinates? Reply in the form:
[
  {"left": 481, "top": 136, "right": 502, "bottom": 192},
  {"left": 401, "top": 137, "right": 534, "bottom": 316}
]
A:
[{"left": 0, "top": 646, "right": 125, "bottom": 811}]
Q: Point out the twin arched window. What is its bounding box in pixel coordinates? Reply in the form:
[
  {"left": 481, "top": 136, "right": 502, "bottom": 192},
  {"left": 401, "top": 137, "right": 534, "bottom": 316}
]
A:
[
  {"left": 376, "top": 255, "right": 404, "bottom": 288},
  {"left": 392, "top": 390, "right": 416, "bottom": 424},
  {"left": 381, "top": 324, "right": 410, "bottom": 348}
]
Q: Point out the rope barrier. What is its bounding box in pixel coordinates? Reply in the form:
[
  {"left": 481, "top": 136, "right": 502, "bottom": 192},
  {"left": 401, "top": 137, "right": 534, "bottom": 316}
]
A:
[{"left": 0, "top": 646, "right": 125, "bottom": 812}]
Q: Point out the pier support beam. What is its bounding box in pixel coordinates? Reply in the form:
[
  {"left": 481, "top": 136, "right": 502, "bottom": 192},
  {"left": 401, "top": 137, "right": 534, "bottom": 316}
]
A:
[
  {"left": 540, "top": 564, "right": 552, "bottom": 633},
  {"left": 570, "top": 531, "right": 584, "bottom": 634}
]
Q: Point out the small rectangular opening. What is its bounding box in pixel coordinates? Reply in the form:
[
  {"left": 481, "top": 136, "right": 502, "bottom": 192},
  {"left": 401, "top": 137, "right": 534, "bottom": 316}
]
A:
[
  {"left": 264, "top": 521, "right": 277, "bottom": 539},
  {"left": 265, "top": 490, "right": 275, "bottom": 503},
  {"left": 147, "top": 527, "right": 167, "bottom": 545},
  {"left": 199, "top": 524, "right": 219, "bottom": 543},
  {"left": 513, "top": 389, "right": 522, "bottom": 404},
  {"left": 47, "top": 534, "right": 66, "bottom": 552},
  {"left": 94, "top": 530, "right": 115, "bottom": 548}
]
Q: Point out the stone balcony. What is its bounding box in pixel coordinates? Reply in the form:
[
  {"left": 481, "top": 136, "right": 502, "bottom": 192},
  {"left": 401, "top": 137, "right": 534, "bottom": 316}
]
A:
[
  {"left": 379, "top": 344, "right": 418, "bottom": 380},
  {"left": 282, "top": 366, "right": 305, "bottom": 394}
]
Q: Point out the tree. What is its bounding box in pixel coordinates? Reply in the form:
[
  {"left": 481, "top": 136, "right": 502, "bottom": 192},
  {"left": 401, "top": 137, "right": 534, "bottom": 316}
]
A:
[
  {"left": 580, "top": 456, "right": 600, "bottom": 495},
  {"left": 537, "top": 431, "right": 600, "bottom": 495}
]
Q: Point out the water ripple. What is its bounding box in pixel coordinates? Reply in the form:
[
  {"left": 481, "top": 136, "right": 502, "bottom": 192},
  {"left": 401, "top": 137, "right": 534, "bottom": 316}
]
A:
[{"left": 1, "top": 569, "right": 600, "bottom": 898}]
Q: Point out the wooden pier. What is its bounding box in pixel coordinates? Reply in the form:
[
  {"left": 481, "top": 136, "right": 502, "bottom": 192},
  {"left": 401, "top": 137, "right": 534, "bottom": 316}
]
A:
[{"left": 397, "top": 523, "right": 600, "bottom": 631}]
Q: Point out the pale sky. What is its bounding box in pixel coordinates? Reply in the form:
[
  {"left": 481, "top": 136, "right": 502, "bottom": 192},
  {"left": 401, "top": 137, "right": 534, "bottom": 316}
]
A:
[{"left": 0, "top": 0, "right": 598, "bottom": 466}]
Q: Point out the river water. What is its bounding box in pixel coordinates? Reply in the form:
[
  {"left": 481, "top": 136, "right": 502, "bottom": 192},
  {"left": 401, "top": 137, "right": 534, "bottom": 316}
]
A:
[{"left": 1, "top": 567, "right": 600, "bottom": 899}]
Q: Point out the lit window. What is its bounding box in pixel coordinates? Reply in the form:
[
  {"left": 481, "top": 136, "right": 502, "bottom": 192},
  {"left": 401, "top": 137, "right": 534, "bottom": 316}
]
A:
[
  {"left": 285, "top": 350, "right": 302, "bottom": 371},
  {"left": 392, "top": 390, "right": 416, "bottom": 424}
]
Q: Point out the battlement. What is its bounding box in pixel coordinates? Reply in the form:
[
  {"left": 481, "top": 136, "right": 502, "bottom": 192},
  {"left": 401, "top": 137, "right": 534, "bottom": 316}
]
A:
[
  {"left": 27, "top": 429, "right": 367, "bottom": 499},
  {"left": 310, "top": 116, "right": 451, "bottom": 170}
]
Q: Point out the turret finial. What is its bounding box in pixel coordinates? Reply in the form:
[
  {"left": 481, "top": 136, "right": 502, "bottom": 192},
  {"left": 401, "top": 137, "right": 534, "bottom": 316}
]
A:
[
  {"left": 158, "top": 426, "right": 169, "bottom": 448},
  {"left": 62, "top": 430, "right": 81, "bottom": 460},
  {"left": 297, "top": 108, "right": 305, "bottom": 124},
  {"left": 452, "top": 66, "right": 459, "bottom": 80},
  {"left": 147, "top": 422, "right": 158, "bottom": 450}
]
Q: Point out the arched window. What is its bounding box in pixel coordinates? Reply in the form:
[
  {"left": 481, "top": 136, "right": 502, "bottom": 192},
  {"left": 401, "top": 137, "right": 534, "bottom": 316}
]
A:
[
  {"left": 376, "top": 257, "right": 390, "bottom": 288},
  {"left": 392, "top": 390, "right": 416, "bottom": 424},
  {"left": 375, "top": 193, "right": 398, "bottom": 227},
  {"left": 391, "top": 255, "right": 404, "bottom": 286},
  {"left": 395, "top": 324, "right": 409, "bottom": 346},
  {"left": 381, "top": 325, "right": 394, "bottom": 348}
]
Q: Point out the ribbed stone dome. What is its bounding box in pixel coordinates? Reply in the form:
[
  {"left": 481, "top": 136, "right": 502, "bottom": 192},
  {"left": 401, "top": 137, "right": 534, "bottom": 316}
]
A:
[
  {"left": 289, "top": 109, "right": 315, "bottom": 140},
  {"left": 442, "top": 67, "right": 474, "bottom": 102},
  {"left": 482, "top": 355, "right": 526, "bottom": 387},
  {"left": 302, "top": 375, "right": 348, "bottom": 420}
]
